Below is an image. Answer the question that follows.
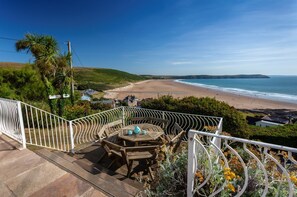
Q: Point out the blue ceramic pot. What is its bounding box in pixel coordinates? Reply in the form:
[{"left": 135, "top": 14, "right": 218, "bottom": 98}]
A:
[
  {"left": 127, "top": 130, "right": 133, "bottom": 135},
  {"left": 134, "top": 126, "right": 141, "bottom": 134}
]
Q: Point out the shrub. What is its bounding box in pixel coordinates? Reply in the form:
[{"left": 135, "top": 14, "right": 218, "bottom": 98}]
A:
[
  {"left": 248, "top": 124, "right": 297, "bottom": 148},
  {"left": 146, "top": 146, "right": 188, "bottom": 196},
  {"left": 0, "top": 66, "right": 46, "bottom": 101},
  {"left": 90, "top": 102, "right": 112, "bottom": 111},
  {"left": 141, "top": 96, "right": 249, "bottom": 137},
  {"left": 63, "top": 101, "right": 91, "bottom": 120}
]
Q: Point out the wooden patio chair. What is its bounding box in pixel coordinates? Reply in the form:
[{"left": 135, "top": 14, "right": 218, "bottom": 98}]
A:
[
  {"left": 101, "top": 139, "right": 123, "bottom": 168},
  {"left": 121, "top": 145, "right": 159, "bottom": 179},
  {"left": 97, "top": 119, "right": 123, "bottom": 142},
  {"left": 165, "top": 123, "right": 186, "bottom": 153},
  {"left": 101, "top": 139, "right": 159, "bottom": 179}
]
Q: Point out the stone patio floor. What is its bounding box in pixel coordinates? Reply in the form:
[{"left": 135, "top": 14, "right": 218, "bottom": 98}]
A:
[{"left": 0, "top": 134, "right": 106, "bottom": 197}]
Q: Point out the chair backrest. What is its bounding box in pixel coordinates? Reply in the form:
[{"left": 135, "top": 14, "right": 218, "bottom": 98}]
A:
[
  {"left": 98, "top": 119, "right": 123, "bottom": 141},
  {"left": 130, "top": 117, "right": 169, "bottom": 130},
  {"left": 149, "top": 118, "right": 169, "bottom": 130},
  {"left": 101, "top": 139, "right": 123, "bottom": 157},
  {"left": 169, "top": 123, "right": 186, "bottom": 153},
  {"left": 120, "top": 145, "right": 159, "bottom": 164}
]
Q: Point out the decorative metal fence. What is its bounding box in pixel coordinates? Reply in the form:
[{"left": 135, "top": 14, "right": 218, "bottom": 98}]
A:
[
  {"left": 21, "top": 102, "right": 72, "bottom": 152},
  {"left": 70, "top": 106, "right": 223, "bottom": 147},
  {"left": 123, "top": 107, "right": 222, "bottom": 138},
  {"left": 187, "top": 130, "right": 297, "bottom": 197},
  {"left": 0, "top": 98, "right": 222, "bottom": 153},
  {"left": 0, "top": 98, "right": 25, "bottom": 148},
  {"left": 71, "top": 107, "right": 123, "bottom": 146}
]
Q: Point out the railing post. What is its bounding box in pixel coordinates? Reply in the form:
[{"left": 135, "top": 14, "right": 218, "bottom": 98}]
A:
[
  {"left": 187, "top": 130, "right": 195, "bottom": 197},
  {"left": 211, "top": 118, "right": 223, "bottom": 151},
  {"left": 162, "top": 111, "right": 165, "bottom": 129},
  {"left": 17, "top": 101, "right": 26, "bottom": 149},
  {"left": 69, "top": 120, "right": 75, "bottom": 153},
  {"left": 215, "top": 119, "right": 223, "bottom": 149},
  {"left": 122, "top": 106, "right": 125, "bottom": 127},
  {"left": 217, "top": 120, "right": 223, "bottom": 149}
]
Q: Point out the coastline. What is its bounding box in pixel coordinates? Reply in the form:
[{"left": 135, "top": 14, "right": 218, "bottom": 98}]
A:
[{"left": 104, "top": 79, "right": 297, "bottom": 110}]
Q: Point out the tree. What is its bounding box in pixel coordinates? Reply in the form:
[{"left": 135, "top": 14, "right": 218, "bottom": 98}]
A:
[{"left": 16, "top": 33, "right": 71, "bottom": 115}]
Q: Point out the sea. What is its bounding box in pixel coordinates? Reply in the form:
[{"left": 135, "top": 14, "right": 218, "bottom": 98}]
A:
[{"left": 176, "top": 76, "right": 297, "bottom": 104}]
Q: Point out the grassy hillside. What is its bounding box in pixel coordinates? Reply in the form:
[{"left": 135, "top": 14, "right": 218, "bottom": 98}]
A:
[
  {"left": 74, "top": 67, "right": 145, "bottom": 91},
  {"left": 0, "top": 62, "right": 145, "bottom": 91}
]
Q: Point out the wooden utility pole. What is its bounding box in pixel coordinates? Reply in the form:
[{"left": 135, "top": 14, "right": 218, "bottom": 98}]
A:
[{"left": 67, "top": 41, "right": 74, "bottom": 104}]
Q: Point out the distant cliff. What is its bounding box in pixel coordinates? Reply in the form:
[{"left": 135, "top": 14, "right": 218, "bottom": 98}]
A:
[{"left": 142, "top": 74, "right": 270, "bottom": 79}]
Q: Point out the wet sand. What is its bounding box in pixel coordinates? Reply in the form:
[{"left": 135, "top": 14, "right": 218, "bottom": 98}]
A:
[{"left": 104, "top": 80, "right": 297, "bottom": 110}]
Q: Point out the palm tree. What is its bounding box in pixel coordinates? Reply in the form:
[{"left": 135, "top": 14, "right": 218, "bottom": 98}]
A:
[
  {"left": 53, "top": 53, "right": 71, "bottom": 116},
  {"left": 16, "top": 33, "right": 70, "bottom": 115}
]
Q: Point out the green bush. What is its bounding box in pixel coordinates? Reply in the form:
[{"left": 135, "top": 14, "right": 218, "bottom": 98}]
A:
[
  {"left": 63, "top": 101, "right": 91, "bottom": 120},
  {"left": 90, "top": 102, "right": 112, "bottom": 111},
  {"left": 141, "top": 96, "right": 249, "bottom": 137},
  {"left": 0, "top": 66, "right": 46, "bottom": 101},
  {"left": 248, "top": 124, "right": 297, "bottom": 148}
]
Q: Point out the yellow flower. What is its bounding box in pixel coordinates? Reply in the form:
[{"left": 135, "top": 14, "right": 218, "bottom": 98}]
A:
[
  {"left": 230, "top": 172, "right": 236, "bottom": 179},
  {"left": 223, "top": 168, "right": 237, "bottom": 181},
  {"left": 195, "top": 170, "right": 204, "bottom": 183},
  {"left": 290, "top": 175, "right": 297, "bottom": 186},
  {"left": 226, "top": 183, "right": 236, "bottom": 192}
]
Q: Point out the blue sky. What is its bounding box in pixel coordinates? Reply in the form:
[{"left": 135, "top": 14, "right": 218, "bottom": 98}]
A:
[{"left": 0, "top": 0, "right": 297, "bottom": 75}]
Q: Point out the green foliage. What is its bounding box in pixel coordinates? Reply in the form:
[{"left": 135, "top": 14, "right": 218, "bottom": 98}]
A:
[
  {"left": 141, "top": 96, "right": 249, "bottom": 137},
  {"left": 248, "top": 124, "right": 297, "bottom": 148},
  {"left": 90, "top": 102, "right": 112, "bottom": 111},
  {"left": 63, "top": 101, "right": 92, "bottom": 120},
  {"left": 0, "top": 66, "right": 46, "bottom": 101},
  {"left": 147, "top": 147, "right": 188, "bottom": 196}
]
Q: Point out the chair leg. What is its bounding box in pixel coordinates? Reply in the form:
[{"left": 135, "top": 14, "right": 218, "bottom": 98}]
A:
[
  {"left": 148, "top": 166, "right": 154, "bottom": 181},
  {"left": 126, "top": 160, "right": 133, "bottom": 177}
]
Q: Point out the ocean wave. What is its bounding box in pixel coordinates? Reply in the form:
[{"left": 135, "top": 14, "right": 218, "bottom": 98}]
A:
[{"left": 175, "top": 79, "right": 297, "bottom": 104}]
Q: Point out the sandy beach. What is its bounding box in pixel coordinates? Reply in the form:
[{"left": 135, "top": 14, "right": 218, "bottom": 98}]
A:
[{"left": 104, "top": 80, "right": 297, "bottom": 110}]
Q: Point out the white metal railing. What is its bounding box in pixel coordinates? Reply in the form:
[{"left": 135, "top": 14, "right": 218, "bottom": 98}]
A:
[
  {"left": 124, "top": 107, "right": 222, "bottom": 138},
  {"left": 187, "top": 130, "right": 297, "bottom": 197},
  {"left": 21, "top": 102, "right": 72, "bottom": 152},
  {"left": 0, "top": 98, "right": 26, "bottom": 148},
  {"left": 71, "top": 107, "right": 123, "bottom": 145},
  {"left": 70, "top": 106, "right": 223, "bottom": 147},
  {"left": 0, "top": 98, "right": 222, "bottom": 152}
]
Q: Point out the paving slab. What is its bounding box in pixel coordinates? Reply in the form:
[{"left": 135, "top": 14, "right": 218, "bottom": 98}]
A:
[
  {"left": 0, "top": 149, "right": 36, "bottom": 166},
  {"left": 0, "top": 153, "right": 46, "bottom": 180},
  {"left": 0, "top": 135, "right": 112, "bottom": 197},
  {"left": 0, "top": 181, "right": 15, "bottom": 197},
  {"left": 0, "top": 135, "right": 22, "bottom": 149},
  {"left": 29, "top": 173, "right": 94, "bottom": 197},
  {"left": 5, "top": 161, "right": 67, "bottom": 196},
  {"left": 82, "top": 188, "right": 107, "bottom": 197}
]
